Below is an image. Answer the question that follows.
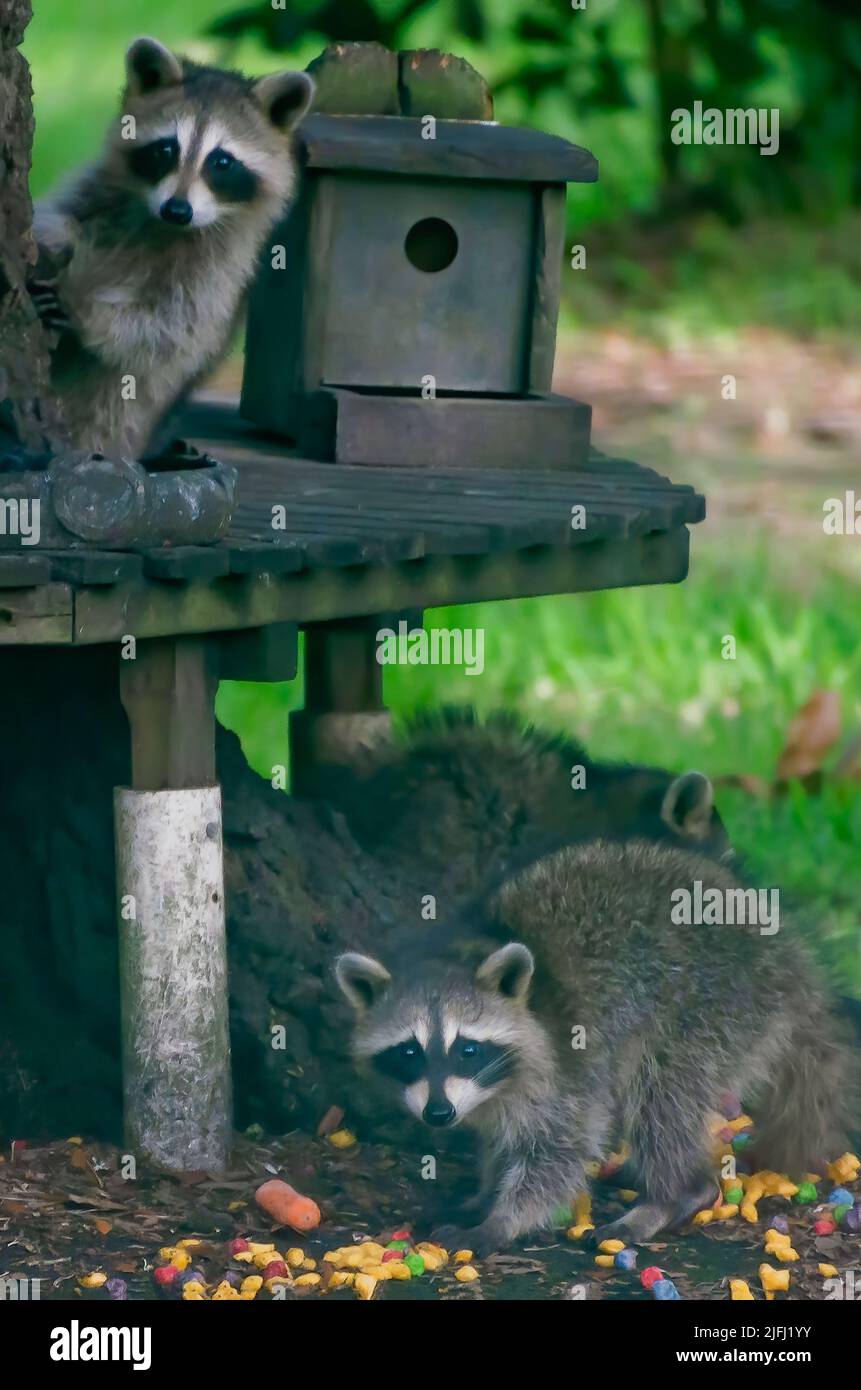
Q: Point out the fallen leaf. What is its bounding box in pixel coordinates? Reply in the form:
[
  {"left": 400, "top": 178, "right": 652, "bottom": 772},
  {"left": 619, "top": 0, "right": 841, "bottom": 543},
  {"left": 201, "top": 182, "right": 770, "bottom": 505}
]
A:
[
  {"left": 93, "top": 1219, "right": 112, "bottom": 1236},
  {"left": 776, "top": 690, "right": 841, "bottom": 780}
]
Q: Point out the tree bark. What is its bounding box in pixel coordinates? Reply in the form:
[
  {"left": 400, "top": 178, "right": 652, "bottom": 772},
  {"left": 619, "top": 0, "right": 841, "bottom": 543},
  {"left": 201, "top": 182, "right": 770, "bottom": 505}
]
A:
[{"left": 0, "top": 0, "right": 65, "bottom": 453}]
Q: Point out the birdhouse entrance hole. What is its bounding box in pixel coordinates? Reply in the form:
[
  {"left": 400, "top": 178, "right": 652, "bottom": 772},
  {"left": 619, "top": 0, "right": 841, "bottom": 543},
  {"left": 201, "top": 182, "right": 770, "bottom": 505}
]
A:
[{"left": 404, "top": 217, "right": 459, "bottom": 273}]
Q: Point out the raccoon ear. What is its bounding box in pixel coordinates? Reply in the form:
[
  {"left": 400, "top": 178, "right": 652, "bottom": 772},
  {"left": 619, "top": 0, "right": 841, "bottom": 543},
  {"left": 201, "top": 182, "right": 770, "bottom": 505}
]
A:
[
  {"left": 253, "top": 71, "right": 315, "bottom": 132},
  {"left": 476, "top": 942, "right": 534, "bottom": 1004},
  {"left": 125, "top": 38, "right": 183, "bottom": 97},
  {"left": 335, "top": 952, "right": 391, "bottom": 1012},
  {"left": 661, "top": 771, "right": 715, "bottom": 841}
]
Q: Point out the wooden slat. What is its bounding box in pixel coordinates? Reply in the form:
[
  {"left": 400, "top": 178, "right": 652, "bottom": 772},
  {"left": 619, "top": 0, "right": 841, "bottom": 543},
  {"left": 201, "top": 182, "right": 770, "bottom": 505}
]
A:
[
  {"left": 46, "top": 551, "right": 143, "bottom": 586},
  {"left": 143, "top": 548, "right": 232, "bottom": 581},
  {"left": 0, "top": 554, "right": 52, "bottom": 588}
]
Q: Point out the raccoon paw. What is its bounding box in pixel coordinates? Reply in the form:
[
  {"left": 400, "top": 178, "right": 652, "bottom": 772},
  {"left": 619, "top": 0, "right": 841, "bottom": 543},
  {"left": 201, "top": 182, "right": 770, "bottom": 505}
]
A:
[{"left": 431, "top": 1221, "right": 505, "bottom": 1257}]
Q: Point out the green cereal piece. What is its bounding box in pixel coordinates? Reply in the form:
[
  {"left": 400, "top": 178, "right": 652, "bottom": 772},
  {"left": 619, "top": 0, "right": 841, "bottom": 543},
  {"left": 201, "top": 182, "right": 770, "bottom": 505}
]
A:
[
  {"left": 725, "top": 1186, "right": 744, "bottom": 1205},
  {"left": 793, "top": 1181, "right": 818, "bottom": 1204},
  {"left": 404, "top": 1253, "right": 425, "bottom": 1277}
]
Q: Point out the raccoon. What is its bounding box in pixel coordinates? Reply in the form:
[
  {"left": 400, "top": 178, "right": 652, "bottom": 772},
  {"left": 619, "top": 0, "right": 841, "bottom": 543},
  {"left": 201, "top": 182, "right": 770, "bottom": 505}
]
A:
[
  {"left": 30, "top": 37, "right": 314, "bottom": 458},
  {"left": 335, "top": 838, "right": 858, "bottom": 1253},
  {"left": 335, "top": 707, "right": 732, "bottom": 901}
]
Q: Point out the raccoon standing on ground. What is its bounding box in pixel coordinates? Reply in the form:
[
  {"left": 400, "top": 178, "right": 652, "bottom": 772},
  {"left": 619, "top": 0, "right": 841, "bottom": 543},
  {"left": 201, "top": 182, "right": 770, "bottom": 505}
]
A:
[
  {"left": 334, "top": 707, "right": 733, "bottom": 900},
  {"left": 31, "top": 38, "right": 314, "bottom": 458},
  {"left": 336, "top": 838, "right": 858, "bottom": 1253}
]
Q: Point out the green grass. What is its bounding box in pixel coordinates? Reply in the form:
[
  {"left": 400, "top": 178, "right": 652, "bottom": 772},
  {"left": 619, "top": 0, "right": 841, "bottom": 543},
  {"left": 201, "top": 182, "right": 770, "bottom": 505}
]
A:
[{"left": 218, "top": 537, "right": 861, "bottom": 996}]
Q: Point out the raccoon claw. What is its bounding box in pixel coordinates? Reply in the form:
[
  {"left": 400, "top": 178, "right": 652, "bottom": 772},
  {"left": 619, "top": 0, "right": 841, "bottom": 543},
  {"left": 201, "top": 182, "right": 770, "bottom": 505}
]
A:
[{"left": 431, "top": 1222, "right": 504, "bottom": 1257}]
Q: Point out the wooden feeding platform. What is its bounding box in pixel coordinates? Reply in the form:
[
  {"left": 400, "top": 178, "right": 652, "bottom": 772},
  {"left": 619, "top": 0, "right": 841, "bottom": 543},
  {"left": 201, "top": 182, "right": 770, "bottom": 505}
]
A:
[{"left": 0, "top": 42, "right": 706, "bottom": 1176}]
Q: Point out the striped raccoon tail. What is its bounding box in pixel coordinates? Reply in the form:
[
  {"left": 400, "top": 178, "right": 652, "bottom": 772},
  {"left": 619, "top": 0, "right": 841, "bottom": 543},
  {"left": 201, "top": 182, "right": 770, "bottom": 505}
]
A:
[{"left": 754, "top": 1001, "right": 860, "bottom": 1177}]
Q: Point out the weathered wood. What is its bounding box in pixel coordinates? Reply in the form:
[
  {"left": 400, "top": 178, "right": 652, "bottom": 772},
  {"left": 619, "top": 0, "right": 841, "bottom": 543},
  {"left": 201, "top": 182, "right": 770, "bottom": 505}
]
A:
[
  {"left": 0, "top": 553, "right": 52, "bottom": 587},
  {"left": 290, "top": 618, "right": 391, "bottom": 798},
  {"left": 143, "top": 547, "right": 232, "bottom": 581},
  {"left": 218, "top": 622, "right": 298, "bottom": 682},
  {"left": 306, "top": 42, "right": 399, "bottom": 115},
  {"left": 398, "top": 50, "right": 493, "bottom": 120},
  {"left": 115, "top": 784, "right": 231, "bottom": 1172},
  {"left": 529, "top": 186, "right": 567, "bottom": 394},
  {"left": 73, "top": 529, "right": 692, "bottom": 646},
  {"left": 118, "top": 636, "right": 218, "bottom": 791},
  {"left": 46, "top": 551, "right": 143, "bottom": 585},
  {"left": 0, "top": 580, "right": 71, "bottom": 642},
  {"left": 300, "top": 114, "right": 598, "bottom": 183},
  {"left": 302, "top": 387, "right": 592, "bottom": 468}
]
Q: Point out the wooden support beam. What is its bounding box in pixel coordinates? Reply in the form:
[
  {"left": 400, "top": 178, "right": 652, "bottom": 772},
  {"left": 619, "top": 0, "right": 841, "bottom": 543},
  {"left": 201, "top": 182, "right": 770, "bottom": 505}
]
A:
[
  {"left": 115, "top": 636, "right": 230, "bottom": 1172},
  {"left": 290, "top": 617, "right": 392, "bottom": 798}
]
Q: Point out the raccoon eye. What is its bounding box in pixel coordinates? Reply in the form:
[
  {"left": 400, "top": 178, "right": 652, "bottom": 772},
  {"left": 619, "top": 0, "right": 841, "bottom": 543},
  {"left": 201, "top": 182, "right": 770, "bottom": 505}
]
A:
[
  {"left": 208, "top": 148, "right": 235, "bottom": 171},
  {"left": 128, "top": 137, "right": 179, "bottom": 184},
  {"left": 398, "top": 1042, "right": 419, "bottom": 1060},
  {"left": 459, "top": 1041, "right": 481, "bottom": 1059}
]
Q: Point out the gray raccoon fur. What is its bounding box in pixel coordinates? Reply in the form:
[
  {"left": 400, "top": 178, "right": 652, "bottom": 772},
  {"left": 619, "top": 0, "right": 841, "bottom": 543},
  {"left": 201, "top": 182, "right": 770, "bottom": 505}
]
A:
[
  {"left": 336, "top": 838, "right": 858, "bottom": 1253},
  {"left": 32, "top": 37, "right": 313, "bottom": 458},
  {"left": 335, "top": 707, "right": 732, "bottom": 901}
]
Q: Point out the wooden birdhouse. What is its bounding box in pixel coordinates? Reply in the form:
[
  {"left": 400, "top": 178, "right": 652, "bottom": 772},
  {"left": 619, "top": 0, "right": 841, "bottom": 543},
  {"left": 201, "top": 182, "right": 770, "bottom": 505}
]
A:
[{"left": 241, "top": 45, "right": 598, "bottom": 468}]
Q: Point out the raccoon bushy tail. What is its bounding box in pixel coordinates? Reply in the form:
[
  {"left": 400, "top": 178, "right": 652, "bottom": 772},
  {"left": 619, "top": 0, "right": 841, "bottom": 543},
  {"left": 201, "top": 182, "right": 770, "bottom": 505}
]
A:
[{"left": 754, "top": 1002, "right": 859, "bottom": 1176}]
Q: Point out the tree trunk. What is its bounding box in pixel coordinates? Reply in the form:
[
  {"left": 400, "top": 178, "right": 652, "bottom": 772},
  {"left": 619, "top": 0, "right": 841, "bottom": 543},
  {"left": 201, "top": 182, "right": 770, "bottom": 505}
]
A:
[{"left": 0, "top": 0, "right": 65, "bottom": 453}]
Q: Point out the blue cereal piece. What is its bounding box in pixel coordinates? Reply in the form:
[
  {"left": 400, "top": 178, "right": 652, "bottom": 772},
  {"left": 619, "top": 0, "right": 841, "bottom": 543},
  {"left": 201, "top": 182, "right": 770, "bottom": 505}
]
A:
[
  {"left": 829, "top": 1187, "right": 854, "bottom": 1207},
  {"left": 615, "top": 1248, "right": 637, "bottom": 1270},
  {"left": 653, "top": 1279, "right": 681, "bottom": 1300},
  {"left": 769, "top": 1214, "right": 790, "bottom": 1234}
]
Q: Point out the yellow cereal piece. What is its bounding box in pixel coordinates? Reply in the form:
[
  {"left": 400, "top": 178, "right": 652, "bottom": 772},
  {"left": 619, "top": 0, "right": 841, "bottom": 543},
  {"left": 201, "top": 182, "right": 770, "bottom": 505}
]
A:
[
  {"left": 67, "top": 1136, "right": 84, "bottom": 1145},
  {"left": 227, "top": 1200, "right": 245, "bottom": 1212},
  {"left": 759, "top": 1263, "right": 790, "bottom": 1295},
  {"left": 286, "top": 1247, "right": 305, "bottom": 1267},
  {"left": 328, "top": 1128, "right": 357, "bottom": 1148},
  {"left": 212, "top": 1282, "right": 241, "bottom": 1300},
  {"left": 322, "top": 1251, "right": 345, "bottom": 1268},
  {"left": 183, "top": 1290, "right": 205, "bottom": 1301},
  {"left": 768, "top": 1246, "right": 799, "bottom": 1263},
  {"left": 342, "top": 1248, "right": 368, "bottom": 1269},
  {"left": 302, "top": 1257, "right": 317, "bottom": 1271},
  {"left": 176, "top": 1238, "right": 202, "bottom": 1249},
  {"left": 740, "top": 1202, "right": 759, "bottom": 1224},
  {"left": 233, "top": 1250, "right": 254, "bottom": 1263},
  {"left": 294, "top": 1273, "right": 321, "bottom": 1287},
  {"left": 764, "top": 1228, "right": 790, "bottom": 1246},
  {"left": 264, "top": 1276, "right": 292, "bottom": 1294},
  {"left": 385, "top": 1262, "right": 412, "bottom": 1280},
  {"left": 329, "top": 1270, "right": 356, "bottom": 1288},
  {"left": 454, "top": 1249, "right": 474, "bottom": 1263},
  {"left": 416, "top": 1241, "right": 448, "bottom": 1260},
  {"left": 618, "top": 1189, "right": 639, "bottom": 1202},
  {"left": 803, "top": 1172, "right": 822, "bottom": 1184},
  {"left": 728, "top": 1114, "right": 754, "bottom": 1133},
  {"left": 598, "top": 1239, "right": 626, "bottom": 1253},
  {"left": 826, "top": 1152, "right": 859, "bottom": 1183},
  {"left": 455, "top": 1265, "right": 479, "bottom": 1282},
  {"left": 774, "top": 1180, "right": 798, "bottom": 1198},
  {"left": 818, "top": 1264, "right": 838, "bottom": 1278},
  {"left": 241, "top": 1275, "right": 263, "bottom": 1295},
  {"left": 566, "top": 1223, "right": 595, "bottom": 1240},
  {"left": 248, "top": 1242, "right": 276, "bottom": 1255},
  {"left": 362, "top": 1264, "right": 393, "bottom": 1280},
  {"left": 182, "top": 1280, "right": 206, "bottom": 1298},
  {"left": 354, "top": 1272, "right": 378, "bottom": 1300},
  {"left": 574, "top": 1191, "right": 592, "bottom": 1224},
  {"left": 692, "top": 1210, "right": 714, "bottom": 1226},
  {"left": 254, "top": 1250, "right": 283, "bottom": 1269},
  {"left": 729, "top": 1279, "right": 754, "bottom": 1301},
  {"left": 78, "top": 1271, "right": 107, "bottom": 1288},
  {"left": 716, "top": 1204, "right": 739, "bottom": 1220},
  {"left": 742, "top": 1180, "right": 765, "bottom": 1204},
  {"left": 595, "top": 1255, "right": 615, "bottom": 1267},
  {"left": 356, "top": 1242, "right": 385, "bottom": 1262}
]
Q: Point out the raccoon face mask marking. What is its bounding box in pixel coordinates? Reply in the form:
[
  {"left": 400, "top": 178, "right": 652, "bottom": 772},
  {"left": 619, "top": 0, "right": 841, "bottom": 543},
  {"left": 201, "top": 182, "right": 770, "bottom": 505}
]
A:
[{"left": 335, "top": 943, "right": 536, "bottom": 1127}]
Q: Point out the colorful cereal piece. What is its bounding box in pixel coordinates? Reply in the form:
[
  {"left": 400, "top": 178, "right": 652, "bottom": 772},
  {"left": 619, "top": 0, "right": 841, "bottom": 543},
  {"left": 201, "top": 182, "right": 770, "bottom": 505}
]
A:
[
  {"left": 294, "top": 1273, "right": 321, "bottom": 1287},
  {"left": 615, "top": 1248, "right": 637, "bottom": 1270},
  {"left": 769, "top": 1215, "right": 790, "bottom": 1234},
  {"left": 598, "top": 1238, "right": 626, "bottom": 1253},
  {"left": 719, "top": 1092, "right": 743, "bottom": 1120},
  {"left": 759, "top": 1264, "right": 790, "bottom": 1296},
  {"left": 328, "top": 1128, "right": 357, "bottom": 1148},
  {"left": 793, "top": 1181, "right": 818, "bottom": 1204},
  {"left": 404, "top": 1253, "right": 426, "bottom": 1277},
  {"left": 241, "top": 1275, "right": 263, "bottom": 1296},
  {"left": 729, "top": 1279, "right": 754, "bottom": 1301},
  {"left": 724, "top": 1186, "right": 744, "bottom": 1206},
  {"left": 106, "top": 1277, "right": 128, "bottom": 1301},
  {"left": 566, "top": 1223, "right": 595, "bottom": 1239},
  {"left": 653, "top": 1279, "right": 681, "bottom": 1300},
  {"left": 354, "top": 1272, "right": 378, "bottom": 1300},
  {"left": 153, "top": 1265, "right": 179, "bottom": 1288},
  {"left": 227, "top": 1237, "right": 250, "bottom": 1256},
  {"left": 385, "top": 1262, "right": 412, "bottom": 1280},
  {"left": 829, "top": 1187, "right": 854, "bottom": 1206},
  {"left": 826, "top": 1153, "right": 860, "bottom": 1184},
  {"left": 818, "top": 1264, "right": 839, "bottom": 1278},
  {"left": 641, "top": 1266, "right": 663, "bottom": 1290},
  {"left": 833, "top": 1203, "right": 852, "bottom": 1225},
  {"left": 595, "top": 1255, "right": 615, "bottom": 1267},
  {"left": 455, "top": 1265, "right": 479, "bottom": 1282},
  {"left": 814, "top": 1218, "right": 836, "bottom": 1236},
  {"left": 454, "top": 1250, "right": 474, "bottom": 1263},
  {"left": 78, "top": 1271, "right": 108, "bottom": 1289}
]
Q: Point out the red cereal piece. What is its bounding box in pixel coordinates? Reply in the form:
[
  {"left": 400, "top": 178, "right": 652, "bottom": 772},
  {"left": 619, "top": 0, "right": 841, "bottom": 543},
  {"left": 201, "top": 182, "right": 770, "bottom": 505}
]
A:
[
  {"left": 641, "top": 1266, "right": 663, "bottom": 1290},
  {"left": 381, "top": 1250, "right": 402, "bottom": 1263},
  {"left": 263, "top": 1260, "right": 289, "bottom": 1279},
  {"left": 391, "top": 1228, "right": 411, "bottom": 1240},
  {"left": 154, "top": 1265, "right": 179, "bottom": 1287},
  {"left": 814, "top": 1218, "right": 836, "bottom": 1235},
  {"left": 227, "top": 1237, "right": 250, "bottom": 1256}
]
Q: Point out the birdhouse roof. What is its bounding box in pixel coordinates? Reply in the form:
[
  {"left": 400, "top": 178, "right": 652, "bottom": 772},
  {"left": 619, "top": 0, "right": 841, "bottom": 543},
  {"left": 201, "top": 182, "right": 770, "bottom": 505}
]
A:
[{"left": 298, "top": 115, "right": 598, "bottom": 184}]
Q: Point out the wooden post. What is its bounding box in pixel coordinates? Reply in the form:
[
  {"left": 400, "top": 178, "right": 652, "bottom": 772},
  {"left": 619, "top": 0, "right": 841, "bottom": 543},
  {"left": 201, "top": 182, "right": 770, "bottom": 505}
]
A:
[
  {"left": 290, "top": 618, "right": 392, "bottom": 798},
  {"left": 116, "top": 637, "right": 231, "bottom": 1171}
]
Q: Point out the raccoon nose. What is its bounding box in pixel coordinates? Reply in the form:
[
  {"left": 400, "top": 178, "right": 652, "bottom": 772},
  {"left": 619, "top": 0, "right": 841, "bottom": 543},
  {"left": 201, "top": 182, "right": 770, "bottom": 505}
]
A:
[
  {"left": 423, "top": 1100, "right": 456, "bottom": 1127},
  {"left": 160, "top": 196, "right": 193, "bottom": 226}
]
